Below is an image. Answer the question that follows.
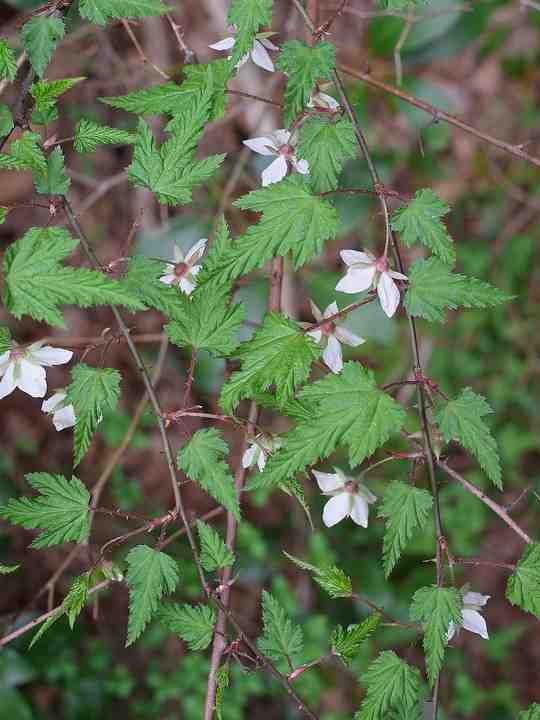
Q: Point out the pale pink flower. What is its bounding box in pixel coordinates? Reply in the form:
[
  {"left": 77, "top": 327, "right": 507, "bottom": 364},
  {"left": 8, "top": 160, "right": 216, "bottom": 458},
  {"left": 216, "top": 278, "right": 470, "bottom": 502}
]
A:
[
  {"left": 42, "top": 391, "right": 76, "bottom": 431},
  {"left": 336, "top": 250, "right": 407, "bottom": 318},
  {"left": 159, "top": 238, "right": 207, "bottom": 295},
  {"left": 307, "top": 91, "right": 340, "bottom": 112},
  {"left": 209, "top": 33, "right": 278, "bottom": 72},
  {"left": 0, "top": 342, "right": 73, "bottom": 400},
  {"left": 243, "top": 129, "right": 309, "bottom": 186},
  {"left": 314, "top": 468, "right": 377, "bottom": 528},
  {"left": 447, "top": 590, "right": 490, "bottom": 642},
  {"left": 305, "top": 300, "right": 364, "bottom": 374},
  {"left": 242, "top": 433, "right": 282, "bottom": 472}
]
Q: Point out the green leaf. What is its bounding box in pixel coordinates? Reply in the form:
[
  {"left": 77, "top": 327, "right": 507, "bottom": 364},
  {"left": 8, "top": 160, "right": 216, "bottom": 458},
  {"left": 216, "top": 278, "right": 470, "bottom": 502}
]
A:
[
  {"left": 31, "top": 77, "right": 84, "bottom": 112},
  {"left": 197, "top": 520, "right": 235, "bottom": 571},
  {"left": 0, "top": 207, "right": 9, "bottom": 225},
  {"left": 177, "top": 429, "right": 240, "bottom": 520},
  {"left": 0, "top": 473, "right": 90, "bottom": 549},
  {"left": 9, "top": 132, "right": 46, "bottom": 176},
  {"left": 79, "top": 0, "right": 169, "bottom": 25},
  {"left": 215, "top": 665, "right": 230, "bottom": 720},
  {"left": 21, "top": 17, "right": 65, "bottom": 77},
  {"left": 0, "top": 564, "right": 20, "bottom": 574},
  {"left": 410, "top": 586, "right": 462, "bottom": 686},
  {"left": 297, "top": 117, "right": 357, "bottom": 192},
  {"left": 74, "top": 119, "right": 135, "bottom": 153},
  {"left": 128, "top": 116, "right": 224, "bottom": 205},
  {"left": 355, "top": 651, "right": 422, "bottom": 720},
  {"left": 3, "top": 226, "right": 144, "bottom": 327},
  {"left": 378, "top": 481, "right": 433, "bottom": 577},
  {"left": 0, "top": 326, "right": 12, "bottom": 354},
  {"left": 165, "top": 286, "right": 245, "bottom": 357},
  {"left": 125, "top": 545, "right": 180, "bottom": 645},
  {"left": 120, "top": 255, "right": 188, "bottom": 317},
  {"left": 30, "top": 572, "right": 91, "bottom": 647},
  {"left": 405, "top": 257, "right": 511, "bottom": 323},
  {"left": 160, "top": 603, "right": 216, "bottom": 650},
  {"left": 519, "top": 704, "right": 540, "bottom": 720},
  {"left": 331, "top": 613, "right": 381, "bottom": 665},
  {"left": 258, "top": 590, "right": 303, "bottom": 666},
  {"left": 0, "top": 39, "right": 17, "bottom": 82},
  {"left": 0, "top": 104, "right": 13, "bottom": 136},
  {"left": 200, "top": 177, "right": 339, "bottom": 286},
  {"left": 102, "top": 61, "right": 230, "bottom": 121},
  {"left": 34, "top": 147, "right": 71, "bottom": 195},
  {"left": 220, "top": 313, "right": 319, "bottom": 413},
  {"left": 436, "top": 387, "right": 502, "bottom": 488},
  {"left": 228, "top": 0, "right": 274, "bottom": 68},
  {"left": 276, "top": 41, "right": 335, "bottom": 124},
  {"left": 67, "top": 364, "right": 122, "bottom": 466},
  {"left": 253, "top": 362, "right": 405, "bottom": 489},
  {"left": 391, "top": 189, "right": 455, "bottom": 265},
  {"left": 506, "top": 543, "right": 540, "bottom": 620},
  {"left": 284, "top": 551, "right": 352, "bottom": 598}
]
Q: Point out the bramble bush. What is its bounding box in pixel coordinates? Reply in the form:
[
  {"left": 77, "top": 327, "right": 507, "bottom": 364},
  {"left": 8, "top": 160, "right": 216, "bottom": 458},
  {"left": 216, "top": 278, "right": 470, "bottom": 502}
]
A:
[{"left": 0, "top": 0, "right": 539, "bottom": 719}]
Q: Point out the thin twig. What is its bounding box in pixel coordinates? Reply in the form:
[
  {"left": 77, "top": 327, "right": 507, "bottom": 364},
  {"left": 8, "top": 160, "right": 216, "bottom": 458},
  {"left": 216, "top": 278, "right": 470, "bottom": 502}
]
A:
[{"left": 121, "top": 19, "right": 170, "bottom": 80}]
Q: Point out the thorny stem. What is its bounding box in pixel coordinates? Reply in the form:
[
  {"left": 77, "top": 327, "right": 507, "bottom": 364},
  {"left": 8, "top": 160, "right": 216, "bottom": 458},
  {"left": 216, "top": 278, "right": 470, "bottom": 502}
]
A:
[
  {"left": 304, "top": 295, "right": 377, "bottom": 332},
  {"left": 451, "top": 557, "right": 516, "bottom": 572}
]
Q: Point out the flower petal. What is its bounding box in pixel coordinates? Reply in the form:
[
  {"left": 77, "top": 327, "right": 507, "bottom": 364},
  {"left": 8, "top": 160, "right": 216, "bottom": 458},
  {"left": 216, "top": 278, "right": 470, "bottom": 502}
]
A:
[
  {"left": 257, "top": 449, "right": 266, "bottom": 471},
  {"left": 292, "top": 157, "right": 309, "bottom": 175},
  {"left": 251, "top": 40, "right": 275, "bottom": 72},
  {"left": 334, "top": 326, "right": 365, "bottom": 347},
  {"left": 160, "top": 274, "right": 176, "bottom": 285},
  {"left": 462, "top": 609, "right": 489, "bottom": 639},
  {"left": 323, "top": 301, "right": 339, "bottom": 319},
  {"left": 260, "top": 37, "right": 279, "bottom": 50},
  {"left": 209, "top": 37, "right": 236, "bottom": 51},
  {"left": 262, "top": 156, "right": 288, "bottom": 186},
  {"left": 0, "top": 362, "right": 17, "bottom": 400},
  {"left": 42, "top": 392, "right": 66, "bottom": 413},
  {"left": 323, "top": 334, "right": 343, "bottom": 374},
  {"left": 308, "top": 299, "right": 323, "bottom": 322},
  {"left": 322, "top": 493, "right": 351, "bottom": 527},
  {"left": 307, "top": 329, "right": 322, "bottom": 344},
  {"left": 179, "top": 277, "right": 196, "bottom": 295},
  {"left": 173, "top": 247, "right": 185, "bottom": 263},
  {"left": 30, "top": 346, "right": 73, "bottom": 366},
  {"left": 242, "top": 445, "right": 257, "bottom": 469},
  {"left": 447, "top": 621, "right": 456, "bottom": 643},
  {"left": 317, "top": 92, "right": 339, "bottom": 110},
  {"left": 272, "top": 129, "right": 291, "bottom": 147},
  {"left": 17, "top": 359, "right": 47, "bottom": 397},
  {"left": 186, "top": 238, "right": 207, "bottom": 265},
  {"left": 389, "top": 270, "right": 408, "bottom": 281},
  {"left": 340, "top": 249, "right": 376, "bottom": 267},
  {"left": 377, "top": 272, "right": 401, "bottom": 318},
  {"left": 243, "top": 136, "right": 277, "bottom": 156},
  {"left": 0, "top": 351, "right": 11, "bottom": 369},
  {"left": 335, "top": 267, "right": 375, "bottom": 294},
  {"left": 52, "top": 404, "right": 76, "bottom": 431},
  {"left": 350, "top": 494, "right": 370, "bottom": 527},
  {"left": 357, "top": 483, "right": 377, "bottom": 504},
  {"left": 463, "top": 591, "right": 490, "bottom": 607},
  {"left": 313, "top": 470, "right": 344, "bottom": 493}
]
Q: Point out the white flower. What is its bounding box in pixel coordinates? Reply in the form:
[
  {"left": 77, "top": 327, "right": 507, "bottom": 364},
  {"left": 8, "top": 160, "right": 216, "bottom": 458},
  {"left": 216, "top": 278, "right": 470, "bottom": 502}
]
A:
[
  {"left": 335, "top": 249, "right": 408, "bottom": 318},
  {"left": 243, "top": 129, "right": 309, "bottom": 186},
  {"left": 307, "top": 91, "right": 340, "bottom": 112},
  {"left": 242, "top": 433, "right": 282, "bottom": 472},
  {"left": 313, "top": 468, "right": 377, "bottom": 528},
  {"left": 209, "top": 32, "right": 278, "bottom": 72},
  {"left": 159, "top": 238, "right": 207, "bottom": 295},
  {"left": 448, "top": 590, "right": 490, "bottom": 642},
  {"left": 0, "top": 342, "right": 73, "bottom": 401},
  {"left": 42, "top": 391, "right": 76, "bottom": 431},
  {"left": 305, "top": 300, "right": 364, "bottom": 374}
]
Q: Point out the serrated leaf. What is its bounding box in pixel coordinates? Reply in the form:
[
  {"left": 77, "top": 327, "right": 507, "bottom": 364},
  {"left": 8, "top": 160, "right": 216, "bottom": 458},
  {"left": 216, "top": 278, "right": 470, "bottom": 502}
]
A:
[
  {"left": 128, "top": 116, "right": 224, "bottom": 205},
  {"left": 405, "top": 257, "right": 511, "bottom": 323},
  {"left": 228, "top": 0, "right": 274, "bottom": 68},
  {"left": 9, "top": 131, "right": 46, "bottom": 176},
  {"left": 0, "top": 104, "right": 13, "bottom": 136},
  {"left": 102, "top": 61, "right": 230, "bottom": 121},
  {"left": 3, "top": 226, "right": 144, "bottom": 327},
  {"left": 506, "top": 543, "right": 540, "bottom": 620},
  {"left": 125, "top": 545, "right": 180, "bottom": 645},
  {"left": 0, "top": 326, "right": 12, "bottom": 353},
  {"left": 276, "top": 41, "right": 335, "bottom": 124},
  {"left": 0, "top": 564, "right": 20, "bottom": 574},
  {"left": 215, "top": 665, "right": 230, "bottom": 720},
  {"left": 197, "top": 520, "right": 234, "bottom": 571},
  {"left": 220, "top": 313, "right": 319, "bottom": 413},
  {"left": 21, "top": 17, "right": 65, "bottom": 77},
  {"left": 30, "top": 572, "right": 91, "bottom": 647},
  {"left": 355, "top": 651, "right": 421, "bottom": 720},
  {"left": 0, "top": 473, "right": 90, "bottom": 549},
  {"left": 391, "top": 189, "right": 455, "bottom": 265},
  {"left": 436, "top": 387, "right": 502, "bottom": 488},
  {"left": 74, "top": 119, "right": 135, "bottom": 153},
  {"left": 120, "top": 255, "right": 189, "bottom": 317},
  {"left": 160, "top": 603, "right": 216, "bottom": 650},
  {"left": 177, "top": 429, "right": 240, "bottom": 520},
  {"left": 258, "top": 590, "right": 303, "bottom": 666},
  {"left": 31, "top": 77, "right": 84, "bottom": 112},
  {"left": 165, "top": 286, "right": 245, "bottom": 357},
  {"left": 378, "top": 481, "right": 433, "bottom": 577},
  {"left": 331, "top": 613, "right": 381, "bottom": 665},
  {"left": 200, "top": 177, "right": 339, "bottom": 286},
  {"left": 298, "top": 117, "right": 357, "bottom": 192},
  {"left": 0, "top": 40, "right": 17, "bottom": 82},
  {"left": 34, "top": 147, "right": 71, "bottom": 195},
  {"left": 67, "top": 364, "right": 121, "bottom": 466},
  {"left": 79, "top": 0, "right": 169, "bottom": 24},
  {"left": 519, "top": 704, "right": 540, "bottom": 720},
  {"left": 284, "top": 551, "right": 352, "bottom": 598},
  {"left": 410, "top": 586, "right": 462, "bottom": 686},
  {"left": 253, "top": 362, "right": 405, "bottom": 490}
]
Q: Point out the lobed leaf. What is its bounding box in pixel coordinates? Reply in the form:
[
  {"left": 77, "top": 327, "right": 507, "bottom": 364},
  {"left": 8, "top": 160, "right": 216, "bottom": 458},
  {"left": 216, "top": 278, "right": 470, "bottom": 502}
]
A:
[{"left": 160, "top": 603, "right": 216, "bottom": 650}]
